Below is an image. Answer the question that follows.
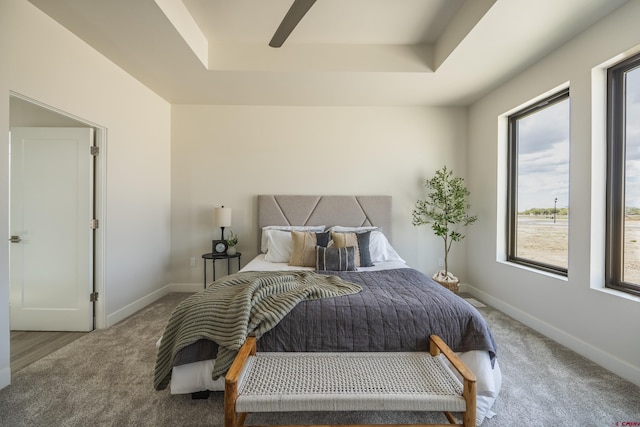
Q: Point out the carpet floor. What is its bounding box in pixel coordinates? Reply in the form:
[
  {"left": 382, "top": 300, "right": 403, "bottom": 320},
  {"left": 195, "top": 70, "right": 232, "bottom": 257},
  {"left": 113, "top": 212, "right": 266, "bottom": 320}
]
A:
[{"left": 0, "top": 292, "right": 638, "bottom": 427}]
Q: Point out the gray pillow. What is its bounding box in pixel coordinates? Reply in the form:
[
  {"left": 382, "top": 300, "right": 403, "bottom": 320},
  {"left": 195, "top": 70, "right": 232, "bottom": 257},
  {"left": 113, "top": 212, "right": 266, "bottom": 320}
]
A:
[
  {"left": 355, "top": 230, "right": 373, "bottom": 267},
  {"left": 316, "top": 246, "right": 356, "bottom": 271},
  {"left": 316, "top": 231, "right": 331, "bottom": 247}
]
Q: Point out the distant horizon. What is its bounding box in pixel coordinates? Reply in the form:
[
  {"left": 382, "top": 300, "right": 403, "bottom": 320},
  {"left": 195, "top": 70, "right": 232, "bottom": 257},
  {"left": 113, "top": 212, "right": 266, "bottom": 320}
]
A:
[{"left": 518, "top": 206, "right": 568, "bottom": 213}]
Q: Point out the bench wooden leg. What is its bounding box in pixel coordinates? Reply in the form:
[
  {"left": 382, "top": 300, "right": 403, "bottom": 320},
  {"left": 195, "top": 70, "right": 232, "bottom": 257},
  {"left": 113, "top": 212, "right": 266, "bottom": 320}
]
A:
[
  {"left": 430, "top": 335, "right": 477, "bottom": 427},
  {"left": 225, "top": 337, "right": 257, "bottom": 427},
  {"left": 462, "top": 376, "right": 476, "bottom": 427}
]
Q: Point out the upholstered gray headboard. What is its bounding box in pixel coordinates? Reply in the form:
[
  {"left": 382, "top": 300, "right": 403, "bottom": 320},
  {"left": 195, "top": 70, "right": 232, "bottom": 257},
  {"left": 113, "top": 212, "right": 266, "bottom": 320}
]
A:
[{"left": 257, "top": 195, "right": 392, "bottom": 251}]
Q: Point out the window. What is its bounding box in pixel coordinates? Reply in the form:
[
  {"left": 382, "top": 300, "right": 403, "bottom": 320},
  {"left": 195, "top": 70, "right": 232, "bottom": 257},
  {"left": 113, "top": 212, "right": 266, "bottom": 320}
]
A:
[
  {"left": 507, "top": 89, "right": 570, "bottom": 275},
  {"left": 606, "top": 53, "right": 640, "bottom": 297}
]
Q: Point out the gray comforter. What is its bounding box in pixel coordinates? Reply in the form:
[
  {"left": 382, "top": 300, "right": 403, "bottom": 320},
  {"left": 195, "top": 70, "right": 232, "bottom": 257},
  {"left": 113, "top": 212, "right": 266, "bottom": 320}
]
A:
[
  {"left": 259, "top": 268, "right": 497, "bottom": 358},
  {"left": 169, "top": 268, "right": 497, "bottom": 375}
]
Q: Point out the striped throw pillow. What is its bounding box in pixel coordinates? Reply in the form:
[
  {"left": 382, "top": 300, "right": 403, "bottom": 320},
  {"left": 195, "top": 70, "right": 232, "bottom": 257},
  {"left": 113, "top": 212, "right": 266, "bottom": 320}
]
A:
[{"left": 316, "top": 246, "right": 356, "bottom": 271}]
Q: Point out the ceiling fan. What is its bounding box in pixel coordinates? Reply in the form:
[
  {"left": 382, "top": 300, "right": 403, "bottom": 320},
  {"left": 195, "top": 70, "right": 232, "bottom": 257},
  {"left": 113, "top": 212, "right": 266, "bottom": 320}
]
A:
[{"left": 269, "top": 0, "right": 317, "bottom": 48}]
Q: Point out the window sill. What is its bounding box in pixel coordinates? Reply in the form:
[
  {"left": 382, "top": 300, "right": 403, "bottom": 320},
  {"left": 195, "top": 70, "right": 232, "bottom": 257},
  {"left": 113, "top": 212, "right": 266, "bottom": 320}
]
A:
[
  {"left": 592, "top": 286, "right": 640, "bottom": 303},
  {"left": 499, "top": 260, "right": 569, "bottom": 282}
]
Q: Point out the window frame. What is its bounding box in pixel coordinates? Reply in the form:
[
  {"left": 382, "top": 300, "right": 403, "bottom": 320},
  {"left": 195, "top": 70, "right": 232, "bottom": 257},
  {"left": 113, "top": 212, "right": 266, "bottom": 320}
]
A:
[
  {"left": 507, "top": 88, "right": 570, "bottom": 276},
  {"left": 606, "top": 53, "right": 640, "bottom": 297}
]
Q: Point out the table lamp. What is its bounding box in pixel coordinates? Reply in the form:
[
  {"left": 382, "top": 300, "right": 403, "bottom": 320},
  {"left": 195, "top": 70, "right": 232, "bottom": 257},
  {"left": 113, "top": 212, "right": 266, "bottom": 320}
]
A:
[{"left": 213, "top": 206, "right": 232, "bottom": 240}]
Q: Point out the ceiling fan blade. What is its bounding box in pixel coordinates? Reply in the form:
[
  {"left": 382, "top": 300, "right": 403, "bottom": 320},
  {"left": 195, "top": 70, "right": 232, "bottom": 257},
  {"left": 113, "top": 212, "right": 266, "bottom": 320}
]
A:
[{"left": 269, "top": 0, "right": 317, "bottom": 48}]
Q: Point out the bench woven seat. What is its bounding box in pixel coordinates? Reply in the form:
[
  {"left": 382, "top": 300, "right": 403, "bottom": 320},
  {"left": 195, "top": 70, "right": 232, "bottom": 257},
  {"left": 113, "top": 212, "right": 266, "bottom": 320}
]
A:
[
  {"left": 225, "top": 335, "right": 477, "bottom": 427},
  {"left": 237, "top": 351, "right": 465, "bottom": 413}
]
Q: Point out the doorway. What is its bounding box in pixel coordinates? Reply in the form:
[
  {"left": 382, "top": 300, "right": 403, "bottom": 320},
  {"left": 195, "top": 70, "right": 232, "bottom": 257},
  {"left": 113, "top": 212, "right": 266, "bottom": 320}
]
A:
[{"left": 8, "top": 94, "right": 106, "bottom": 369}]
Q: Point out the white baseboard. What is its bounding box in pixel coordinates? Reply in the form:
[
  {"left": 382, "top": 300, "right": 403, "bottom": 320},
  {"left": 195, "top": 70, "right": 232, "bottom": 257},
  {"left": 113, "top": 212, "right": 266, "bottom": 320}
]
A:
[
  {"left": 106, "top": 286, "right": 171, "bottom": 327},
  {"left": 0, "top": 366, "right": 10, "bottom": 390},
  {"left": 105, "top": 283, "right": 201, "bottom": 328},
  {"left": 463, "top": 284, "right": 640, "bottom": 388}
]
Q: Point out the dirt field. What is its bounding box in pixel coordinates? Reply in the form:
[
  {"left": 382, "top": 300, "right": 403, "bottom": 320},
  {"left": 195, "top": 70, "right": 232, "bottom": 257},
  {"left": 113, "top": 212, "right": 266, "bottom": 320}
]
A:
[
  {"left": 517, "top": 216, "right": 569, "bottom": 268},
  {"left": 517, "top": 215, "right": 640, "bottom": 283}
]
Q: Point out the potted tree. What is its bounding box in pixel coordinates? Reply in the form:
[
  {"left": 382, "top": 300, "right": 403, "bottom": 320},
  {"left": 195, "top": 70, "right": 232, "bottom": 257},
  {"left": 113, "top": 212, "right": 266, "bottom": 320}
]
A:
[{"left": 412, "top": 166, "right": 477, "bottom": 293}]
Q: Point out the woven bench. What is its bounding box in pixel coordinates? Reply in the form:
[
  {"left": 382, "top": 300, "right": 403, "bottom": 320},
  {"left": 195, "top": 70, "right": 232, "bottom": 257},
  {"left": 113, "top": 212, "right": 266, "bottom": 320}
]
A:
[{"left": 224, "top": 335, "right": 476, "bottom": 427}]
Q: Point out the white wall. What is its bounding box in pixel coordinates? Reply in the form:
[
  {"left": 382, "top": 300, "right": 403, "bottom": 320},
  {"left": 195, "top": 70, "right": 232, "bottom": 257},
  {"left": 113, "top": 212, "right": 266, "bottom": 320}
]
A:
[
  {"left": 170, "top": 105, "right": 469, "bottom": 286},
  {"left": 0, "top": 0, "right": 172, "bottom": 389},
  {"left": 467, "top": 0, "right": 640, "bottom": 387},
  {"left": 9, "top": 0, "right": 637, "bottom": 399}
]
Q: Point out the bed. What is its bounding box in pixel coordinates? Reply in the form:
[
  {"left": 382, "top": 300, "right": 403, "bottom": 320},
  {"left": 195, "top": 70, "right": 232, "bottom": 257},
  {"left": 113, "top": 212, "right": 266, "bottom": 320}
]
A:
[{"left": 155, "top": 195, "right": 502, "bottom": 425}]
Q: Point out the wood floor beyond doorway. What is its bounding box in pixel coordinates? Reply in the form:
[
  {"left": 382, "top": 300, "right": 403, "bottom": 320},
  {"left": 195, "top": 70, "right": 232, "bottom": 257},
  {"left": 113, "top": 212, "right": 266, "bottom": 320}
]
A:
[{"left": 10, "top": 331, "right": 87, "bottom": 373}]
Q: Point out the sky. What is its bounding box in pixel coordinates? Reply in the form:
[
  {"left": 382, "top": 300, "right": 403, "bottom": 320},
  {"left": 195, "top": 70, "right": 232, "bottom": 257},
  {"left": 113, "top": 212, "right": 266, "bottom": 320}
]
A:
[
  {"left": 625, "top": 66, "right": 640, "bottom": 209},
  {"left": 517, "top": 97, "right": 570, "bottom": 212},
  {"left": 517, "top": 65, "right": 640, "bottom": 212}
]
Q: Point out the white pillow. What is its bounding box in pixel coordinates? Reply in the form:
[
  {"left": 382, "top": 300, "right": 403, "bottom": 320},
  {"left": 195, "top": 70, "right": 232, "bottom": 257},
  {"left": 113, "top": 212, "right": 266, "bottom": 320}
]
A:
[
  {"left": 263, "top": 229, "right": 293, "bottom": 262},
  {"left": 369, "top": 231, "right": 405, "bottom": 263},
  {"left": 261, "top": 225, "right": 325, "bottom": 253}
]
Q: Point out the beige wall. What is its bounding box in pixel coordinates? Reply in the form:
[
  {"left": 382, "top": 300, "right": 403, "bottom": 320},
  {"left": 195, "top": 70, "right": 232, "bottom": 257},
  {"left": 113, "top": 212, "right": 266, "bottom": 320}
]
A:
[
  {"left": 10, "top": 97, "right": 85, "bottom": 127},
  {"left": 170, "top": 105, "right": 469, "bottom": 285},
  {"left": 0, "top": 0, "right": 172, "bottom": 389},
  {"left": 467, "top": 0, "right": 640, "bottom": 387}
]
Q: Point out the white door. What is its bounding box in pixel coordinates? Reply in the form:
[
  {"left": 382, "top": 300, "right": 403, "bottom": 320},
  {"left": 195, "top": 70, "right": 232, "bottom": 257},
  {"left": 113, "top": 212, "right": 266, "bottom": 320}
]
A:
[{"left": 9, "top": 127, "right": 95, "bottom": 331}]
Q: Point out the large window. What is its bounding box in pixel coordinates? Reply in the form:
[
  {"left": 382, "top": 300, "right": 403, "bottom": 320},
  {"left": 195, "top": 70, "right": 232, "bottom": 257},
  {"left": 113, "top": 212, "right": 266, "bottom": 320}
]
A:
[
  {"left": 507, "top": 89, "right": 570, "bottom": 275},
  {"left": 606, "top": 53, "right": 640, "bottom": 296}
]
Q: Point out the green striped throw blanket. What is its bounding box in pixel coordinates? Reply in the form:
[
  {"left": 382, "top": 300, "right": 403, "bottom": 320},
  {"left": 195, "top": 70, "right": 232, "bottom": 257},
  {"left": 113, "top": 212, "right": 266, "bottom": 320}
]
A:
[{"left": 154, "top": 270, "right": 361, "bottom": 390}]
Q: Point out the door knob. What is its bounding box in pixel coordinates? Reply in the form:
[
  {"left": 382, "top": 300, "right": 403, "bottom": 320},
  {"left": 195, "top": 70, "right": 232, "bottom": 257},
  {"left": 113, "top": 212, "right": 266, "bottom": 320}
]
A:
[{"left": 9, "top": 236, "right": 21, "bottom": 243}]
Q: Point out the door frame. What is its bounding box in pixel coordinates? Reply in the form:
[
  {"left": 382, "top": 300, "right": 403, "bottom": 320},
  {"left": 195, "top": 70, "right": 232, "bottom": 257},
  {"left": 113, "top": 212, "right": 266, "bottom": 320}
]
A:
[{"left": 10, "top": 92, "right": 107, "bottom": 329}]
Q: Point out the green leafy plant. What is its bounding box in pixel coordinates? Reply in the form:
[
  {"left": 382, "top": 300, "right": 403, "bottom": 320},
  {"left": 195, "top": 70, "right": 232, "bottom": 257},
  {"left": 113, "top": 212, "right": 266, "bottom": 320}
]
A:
[
  {"left": 412, "top": 166, "right": 477, "bottom": 278},
  {"left": 226, "top": 231, "right": 238, "bottom": 247}
]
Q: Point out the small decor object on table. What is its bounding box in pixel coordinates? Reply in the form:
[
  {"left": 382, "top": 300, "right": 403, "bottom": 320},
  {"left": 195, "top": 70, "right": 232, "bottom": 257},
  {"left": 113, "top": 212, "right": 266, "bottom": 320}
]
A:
[
  {"left": 412, "top": 165, "right": 477, "bottom": 293},
  {"left": 212, "top": 239, "right": 228, "bottom": 255},
  {"left": 226, "top": 231, "right": 238, "bottom": 256}
]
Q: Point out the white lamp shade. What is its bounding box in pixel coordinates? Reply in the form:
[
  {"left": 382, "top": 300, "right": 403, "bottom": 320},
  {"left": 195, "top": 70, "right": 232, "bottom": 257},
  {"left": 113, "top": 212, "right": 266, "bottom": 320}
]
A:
[{"left": 213, "top": 207, "right": 232, "bottom": 227}]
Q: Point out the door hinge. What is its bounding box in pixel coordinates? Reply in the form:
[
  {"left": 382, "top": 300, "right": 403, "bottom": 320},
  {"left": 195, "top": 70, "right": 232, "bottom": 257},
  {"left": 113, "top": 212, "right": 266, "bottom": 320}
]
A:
[
  {"left": 90, "top": 292, "right": 99, "bottom": 302},
  {"left": 90, "top": 146, "right": 99, "bottom": 156},
  {"left": 90, "top": 219, "right": 99, "bottom": 229}
]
